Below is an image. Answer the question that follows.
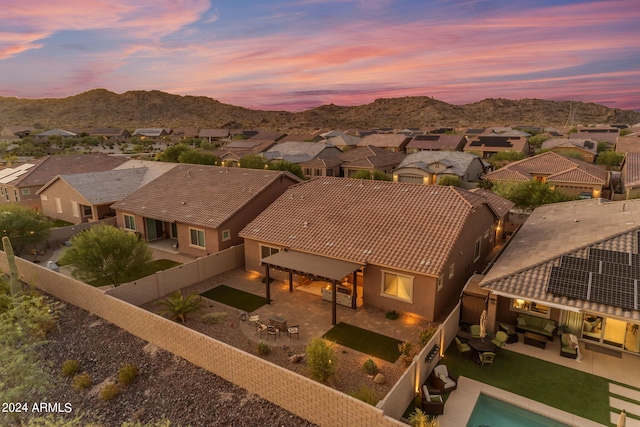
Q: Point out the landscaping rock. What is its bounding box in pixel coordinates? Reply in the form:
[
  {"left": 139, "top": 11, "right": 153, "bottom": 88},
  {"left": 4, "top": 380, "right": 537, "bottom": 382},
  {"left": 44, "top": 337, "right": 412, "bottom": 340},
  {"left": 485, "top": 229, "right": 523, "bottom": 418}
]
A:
[{"left": 374, "top": 373, "right": 386, "bottom": 384}]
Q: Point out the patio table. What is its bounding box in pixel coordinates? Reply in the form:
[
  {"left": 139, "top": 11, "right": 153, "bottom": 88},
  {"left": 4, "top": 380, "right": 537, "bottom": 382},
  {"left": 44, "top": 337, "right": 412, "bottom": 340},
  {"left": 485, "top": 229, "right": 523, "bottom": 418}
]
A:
[
  {"left": 468, "top": 338, "right": 497, "bottom": 364},
  {"left": 269, "top": 315, "right": 287, "bottom": 332}
]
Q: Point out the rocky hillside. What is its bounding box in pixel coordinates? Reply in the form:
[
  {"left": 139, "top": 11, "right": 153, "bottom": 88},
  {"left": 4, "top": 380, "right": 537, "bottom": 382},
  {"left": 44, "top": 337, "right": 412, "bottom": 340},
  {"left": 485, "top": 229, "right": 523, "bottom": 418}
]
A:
[{"left": 0, "top": 89, "right": 638, "bottom": 131}]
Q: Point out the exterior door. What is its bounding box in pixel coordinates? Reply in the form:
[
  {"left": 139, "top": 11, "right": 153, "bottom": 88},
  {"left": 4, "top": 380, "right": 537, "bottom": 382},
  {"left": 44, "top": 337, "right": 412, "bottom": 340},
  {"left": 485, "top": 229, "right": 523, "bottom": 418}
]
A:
[{"left": 145, "top": 218, "right": 164, "bottom": 240}]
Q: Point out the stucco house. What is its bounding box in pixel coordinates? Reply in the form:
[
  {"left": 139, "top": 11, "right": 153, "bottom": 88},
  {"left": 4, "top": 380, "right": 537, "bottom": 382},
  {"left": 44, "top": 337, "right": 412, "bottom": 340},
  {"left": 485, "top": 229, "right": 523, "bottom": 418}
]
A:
[
  {"left": 464, "top": 135, "right": 530, "bottom": 158},
  {"left": 392, "top": 151, "right": 485, "bottom": 188},
  {"left": 111, "top": 165, "right": 302, "bottom": 257},
  {"left": 405, "top": 134, "right": 467, "bottom": 153},
  {"left": 482, "top": 151, "right": 608, "bottom": 199},
  {"left": 357, "top": 134, "right": 411, "bottom": 153},
  {"left": 89, "top": 128, "right": 132, "bottom": 140},
  {"left": 132, "top": 128, "right": 171, "bottom": 139},
  {"left": 0, "top": 154, "right": 127, "bottom": 209},
  {"left": 239, "top": 178, "right": 502, "bottom": 323},
  {"left": 541, "top": 138, "right": 598, "bottom": 163},
  {"left": 621, "top": 152, "right": 640, "bottom": 200},
  {"left": 339, "top": 145, "right": 406, "bottom": 178},
  {"left": 480, "top": 199, "right": 640, "bottom": 357},
  {"left": 262, "top": 142, "right": 341, "bottom": 164}
]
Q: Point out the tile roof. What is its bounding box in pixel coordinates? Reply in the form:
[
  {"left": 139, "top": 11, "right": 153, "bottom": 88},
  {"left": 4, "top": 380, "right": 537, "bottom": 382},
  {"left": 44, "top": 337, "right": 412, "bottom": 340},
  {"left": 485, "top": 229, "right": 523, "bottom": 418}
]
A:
[
  {"left": 339, "top": 145, "right": 405, "bottom": 169},
  {"left": 406, "top": 134, "right": 465, "bottom": 151},
  {"left": 89, "top": 128, "right": 130, "bottom": 137},
  {"left": 357, "top": 134, "right": 411, "bottom": 148},
  {"left": 112, "top": 165, "right": 301, "bottom": 229},
  {"left": 615, "top": 135, "right": 640, "bottom": 154},
  {"left": 464, "top": 136, "right": 529, "bottom": 153},
  {"left": 8, "top": 154, "right": 127, "bottom": 187},
  {"left": 263, "top": 142, "right": 340, "bottom": 163},
  {"left": 468, "top": 188, "right": 514, "bottom": 218},
  {"left": 480, "top": 199, "right": 640, "bottom": 321},
  {"left": 114, "top": 160, "right": 179, "bottom": 186},
  {"left": 38, "top": 168, "right": 148, "bottom": 205},
  {"left": 623, "top": 152, "right": 640, "bottom": 188},
  {"left": 483, "top": 151, "right": 607, "bottom": 184},
  {"left": 249, "top": 132, "right": 287, "bottom": 142},
  {"left": 278, "top": 133, "right": 319, "bottom": 143},
  {"left": 239, "top": 178, "right": 495, "bottom": 276},
  {"left": 199, "top": 129, "right": 230, "bottom": 138},
  {"left": 541, "top": 138, "right": 598, "bottom": 155},
  {"left": 132, "top": 128, "right": 171, "bottom": 137},
  {"left": 36, "top": 128, "right": 77, "bottom": 137},
  {"left": 396, "top": 151, "right": 480, "bottom": 177},
  {"left": 326, "top": 134, "right": 361, "bottom": 148},
  {"left": 299, "top": 156, "right": 343, "bottom": 168},
  {"left": 571, "top": 131, "right": 618, "bottom": 145}
]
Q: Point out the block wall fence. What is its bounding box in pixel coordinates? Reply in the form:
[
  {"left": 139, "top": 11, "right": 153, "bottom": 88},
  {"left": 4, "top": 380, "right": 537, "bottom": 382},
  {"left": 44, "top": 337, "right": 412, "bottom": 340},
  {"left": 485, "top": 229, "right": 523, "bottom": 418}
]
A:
[{"left": 1, "top": 252, "right": 404, "bottom": 427}]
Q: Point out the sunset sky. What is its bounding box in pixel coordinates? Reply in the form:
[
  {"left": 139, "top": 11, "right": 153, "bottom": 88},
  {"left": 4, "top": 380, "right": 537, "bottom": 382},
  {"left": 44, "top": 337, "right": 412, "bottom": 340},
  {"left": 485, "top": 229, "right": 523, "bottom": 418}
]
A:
[{"left": 1, "top": 0, "right": 639, "bottom": 111}]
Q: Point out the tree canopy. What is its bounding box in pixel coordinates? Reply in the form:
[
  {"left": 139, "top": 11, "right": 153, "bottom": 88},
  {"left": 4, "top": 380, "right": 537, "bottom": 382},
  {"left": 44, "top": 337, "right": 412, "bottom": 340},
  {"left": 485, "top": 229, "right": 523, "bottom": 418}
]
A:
[
  {"left": 596, "top": 151, "right": 624, "bottom": 167},
  {"left": 350, "top": 170, "right": 392, "bottom": 181},
  {"left": 436, "top": 176, "right": 461, "bottom": 187},
  {"left": 492, "top": 180, "right": 575, "bottom": 212},
  {"left": 238, "top": 154, "right": 268, "bottom": 169},
  {"left": 267, "top": 160, "right": 305, "bottom": 179},
  {"left": 177, "top": 150, "right": 220, "bottom": 165},
  {"left": 155, "top": 144, "right": 191, "bottom": 162},
  {"left": 0, "top": 204, "right": 52, "bottom": 256},
  {"left": 59, "top": 224, "right": 153, "bottom": 286}
]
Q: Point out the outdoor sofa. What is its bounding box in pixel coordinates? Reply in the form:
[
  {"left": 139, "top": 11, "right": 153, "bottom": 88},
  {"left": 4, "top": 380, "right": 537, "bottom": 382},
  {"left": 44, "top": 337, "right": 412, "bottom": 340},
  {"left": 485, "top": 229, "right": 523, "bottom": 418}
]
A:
[{"left": 515, "top": 314, "right": 556, "bottom": 340}]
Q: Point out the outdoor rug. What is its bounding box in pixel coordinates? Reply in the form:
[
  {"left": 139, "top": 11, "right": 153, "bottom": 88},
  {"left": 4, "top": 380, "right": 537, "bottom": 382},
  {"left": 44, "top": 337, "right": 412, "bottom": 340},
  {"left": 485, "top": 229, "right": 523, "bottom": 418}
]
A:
[
  {"left": 200, "top": 285, "right": 268, "bottom": 313},
  {"left": 322, "top": 322, "right": 402, "bottom": 362}
]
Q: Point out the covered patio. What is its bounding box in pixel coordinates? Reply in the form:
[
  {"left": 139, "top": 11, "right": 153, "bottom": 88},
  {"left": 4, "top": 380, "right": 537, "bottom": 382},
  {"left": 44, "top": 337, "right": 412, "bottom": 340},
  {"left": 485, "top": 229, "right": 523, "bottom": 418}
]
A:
[{"left": 261, "top": 250, "right": 364, "bottom": 325}]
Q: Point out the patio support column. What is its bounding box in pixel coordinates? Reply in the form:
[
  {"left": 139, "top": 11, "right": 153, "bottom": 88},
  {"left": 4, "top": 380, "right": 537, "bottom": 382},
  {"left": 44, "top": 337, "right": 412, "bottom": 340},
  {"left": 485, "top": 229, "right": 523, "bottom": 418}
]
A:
[
  {"left": 351, "top": 271, "right": 357, "bottom": 309},
  {"left": 289, "top": 271, "right": 293, "bottom": 292},
  {"left": 265, "top": 264, "right": 271, "bottom": 304},
  {"left": 332, "top": 279, "right": 337, "bottom": 326}
]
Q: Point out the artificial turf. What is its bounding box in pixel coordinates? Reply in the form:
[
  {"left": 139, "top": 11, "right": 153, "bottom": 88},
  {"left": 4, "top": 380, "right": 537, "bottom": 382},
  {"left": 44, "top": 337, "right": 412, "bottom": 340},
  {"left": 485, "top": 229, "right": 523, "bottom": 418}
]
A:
[
  {"left": 322, "top": 322, "right": 402, "bottom": 362},
  {"left": 200, "top": 284, "right": 268, "bottom": 313},
  {"left": 440, "top": 343, "right": 611, "bottom": 425}
]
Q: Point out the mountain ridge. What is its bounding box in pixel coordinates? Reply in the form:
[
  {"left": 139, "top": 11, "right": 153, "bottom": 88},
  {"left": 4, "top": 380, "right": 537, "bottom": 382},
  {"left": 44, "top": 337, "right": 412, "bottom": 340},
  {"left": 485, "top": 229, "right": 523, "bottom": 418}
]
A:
[{"left": 1, "top": 89, "right": 638, "bottom": 132}]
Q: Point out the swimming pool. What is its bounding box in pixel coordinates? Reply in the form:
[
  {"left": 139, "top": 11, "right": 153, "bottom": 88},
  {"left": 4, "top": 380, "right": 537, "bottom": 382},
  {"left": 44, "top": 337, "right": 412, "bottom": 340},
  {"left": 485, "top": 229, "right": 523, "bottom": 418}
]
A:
[{"left": 466, "top": 394, "right": 571, "bottom": 427}]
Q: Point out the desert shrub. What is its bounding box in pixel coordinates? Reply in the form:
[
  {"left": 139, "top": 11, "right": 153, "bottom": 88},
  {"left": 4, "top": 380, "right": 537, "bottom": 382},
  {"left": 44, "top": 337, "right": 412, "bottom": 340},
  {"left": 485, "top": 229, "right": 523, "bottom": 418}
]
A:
[
  {"left": 385, "top": 310, "right": 400, "bottom": 320},
  {"left": 72, "top": 372, "right": 92, "bottom": 390},
  {"left": 256, "top": 341, "right": 270, "bottom": 356},
  {"left": 398, "top": 341, "right": 416, "bottom": 368},
  {"left": 306, "top": 338, "right": 336, "bottom": 383},
  {"left": 349, "top": 385, "right": 379, "bottom": 405},
  {"left": 155, "top": 291, "right": 203, "bottom": 323},
  {"left": 408, "top": 408, "right": 439, "bottom": 427},
  {"left": 118, "top": 363, "right": 139, "bottom": 387},
  {"left": 362, "top": 358, "right": 378, "bottom": 376},
  {"left": 99, "top": 383, "right": 120, "bottom": 401},
  {"left": 61, "top": 360, "right": 80, "bottom": 377},
  {"left": 201, "top": 312, "right": 228, "bottom": 324},
  {"left": 418, "top": 327, "right": 438, "bottom": 346}
]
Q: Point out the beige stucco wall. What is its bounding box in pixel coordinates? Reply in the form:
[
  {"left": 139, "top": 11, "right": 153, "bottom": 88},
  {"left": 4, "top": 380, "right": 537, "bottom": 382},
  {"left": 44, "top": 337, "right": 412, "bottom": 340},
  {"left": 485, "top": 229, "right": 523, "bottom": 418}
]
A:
[
  {"left": 550, "top": 147, "right": 595, "bottom": 163},
  {"left": 550, "top": 181, "right": 603, "bottom": 198},
  {"left": 39, "top": 179, "right": 91, "bottom": 224}
]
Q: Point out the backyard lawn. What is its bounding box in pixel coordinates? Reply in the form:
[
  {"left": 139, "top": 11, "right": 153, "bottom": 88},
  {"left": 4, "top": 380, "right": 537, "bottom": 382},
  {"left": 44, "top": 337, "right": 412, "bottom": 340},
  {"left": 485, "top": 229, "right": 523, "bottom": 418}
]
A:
[
  {"left": 200, "top": 285, "right": 268, "bottom": 312},
  {"left": 441, "top": 343, "right": 611, "bottom": 425},
  {"left": 323, "top": 322, "right": 402, "bottom": 362}
]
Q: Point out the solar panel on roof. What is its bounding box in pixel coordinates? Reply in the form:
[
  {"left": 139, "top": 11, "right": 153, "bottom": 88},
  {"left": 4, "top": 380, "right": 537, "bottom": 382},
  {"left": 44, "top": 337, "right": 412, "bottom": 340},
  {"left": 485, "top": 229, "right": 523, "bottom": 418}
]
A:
[
  {"left": 416, "top": 135, "right": 440, "bottom": 141},
  {"left": 560, "top": 256, "right": 600, "bottom": 273},
  {"left": 637, "top": 231, "right": 640, "bottom": 255},
  {"left": 589, "top": 248, "right": 631, "bottom": 265},
  {"left": 469, "top": 140, "right": 482, "bottom": 146},
  {"left": 547, "top": 267, "right": 590, "bottom": 299},
  {"left": 590, "top": 274, "right": 637, "bottom": 310},
  {"left": 600, "top": 261, "right": 640, "bottom": 280}
]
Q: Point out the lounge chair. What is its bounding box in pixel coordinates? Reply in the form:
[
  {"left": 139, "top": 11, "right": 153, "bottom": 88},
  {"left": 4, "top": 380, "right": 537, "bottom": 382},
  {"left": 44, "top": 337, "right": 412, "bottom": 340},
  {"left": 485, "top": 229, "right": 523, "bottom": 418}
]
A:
[
  {"left": 491, "top": 331, "right": 509, "bottom": 352},
  {"left": 470, "top": 324, "right": 481, "bottom": 338},
  {"left": 421, "top": 385, "right": 444, "bottom": 415},
  {"left": 428, "top": 365, "right": 458, "bottom": 393},
  {"left": 455, "top": 336, "right": 471, "bottom": 358},
  {"left": 560, "top": 333, "right": 578, "bottom": 359}
]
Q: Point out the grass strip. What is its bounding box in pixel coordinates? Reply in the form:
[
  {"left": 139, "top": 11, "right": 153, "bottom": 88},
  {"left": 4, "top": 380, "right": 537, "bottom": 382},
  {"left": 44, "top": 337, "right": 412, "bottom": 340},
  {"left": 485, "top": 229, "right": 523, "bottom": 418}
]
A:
[
  {"left": 200, "top": 285, "right": 268, "bottom": 312},
  {"left": 323, "top": 322, "right": 402, "bottom": 362}
]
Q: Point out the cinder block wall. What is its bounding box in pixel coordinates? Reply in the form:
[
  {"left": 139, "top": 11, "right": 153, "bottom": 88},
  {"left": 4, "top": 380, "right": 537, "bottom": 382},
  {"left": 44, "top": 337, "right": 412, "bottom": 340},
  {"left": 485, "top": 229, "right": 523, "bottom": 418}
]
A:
[{"left": 2, "top": 253, "right": 404, "bottom": 427}]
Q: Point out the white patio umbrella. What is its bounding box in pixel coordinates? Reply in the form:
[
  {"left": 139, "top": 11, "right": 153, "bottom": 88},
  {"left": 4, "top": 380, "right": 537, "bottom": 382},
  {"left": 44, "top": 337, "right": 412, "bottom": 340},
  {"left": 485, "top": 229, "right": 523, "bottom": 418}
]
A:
[
  {"left": 617, "top": 409, "right": 626, "bottom": 427},
  {"left": 480, "top": 309, "right": 488, "bottom": 339}
]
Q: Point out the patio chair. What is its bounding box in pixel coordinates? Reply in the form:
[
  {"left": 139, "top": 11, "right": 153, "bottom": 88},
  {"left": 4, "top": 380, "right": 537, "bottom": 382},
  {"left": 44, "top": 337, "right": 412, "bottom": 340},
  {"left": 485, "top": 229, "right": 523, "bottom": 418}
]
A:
[
  {"left": 287, "top": 325, "right": 300, "bottom": 340},
  {"left": 455, "top": 336, "right": 471, "bottom": 358},
  {"left": 267, "top": 325, "right": 279, "bottom": 341},
  {"left": 470, "top": 324, "right": 481, "bottom": 338},
  {"left": 248, "top": 314, "right": 260, "bottom": 325},
  {"left": 479, "top": 352, "right": 496, "bottom": 368},
  {"left": 491, "top": 331, "right": 509, "bottom": 352},
  {"left": 428, "top": 365, "right": 458, "bottom": 393},
  {"left": 421, "top": 385, "right": 444, "bottom": 415},
  {"left": 255, "top": 321, "right": 267, "bottom": 337},
  {"left": 560, "top": 333, "right": 578, "bottom": 359}
]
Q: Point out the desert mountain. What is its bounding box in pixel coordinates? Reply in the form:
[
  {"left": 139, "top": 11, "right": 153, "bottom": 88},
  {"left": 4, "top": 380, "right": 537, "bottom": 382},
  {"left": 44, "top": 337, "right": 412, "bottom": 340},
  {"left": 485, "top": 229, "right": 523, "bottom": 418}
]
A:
[{"left": 0, "top": 89, "right": 638, "bottom": 131}]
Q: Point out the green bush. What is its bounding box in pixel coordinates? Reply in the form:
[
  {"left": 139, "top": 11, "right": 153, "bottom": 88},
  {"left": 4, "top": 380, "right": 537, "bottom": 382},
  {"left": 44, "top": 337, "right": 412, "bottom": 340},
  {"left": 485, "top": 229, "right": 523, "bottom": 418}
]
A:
[
  {"left": 99, "top": 383, "right": 120, "bottom": 401},
  {"left": 349, "top": 385, "right": 379, "bottom": 405},
  {"left": 398, "top": 341, "right": 415, "bottom": 368},
  {"left": 419, "top": 327, "right": 438, "bottom": 346},
  {"left": 72, "top": 372, "right": 92, "bottom": 390},
  {"left": 118, "top": 363, "right": 139, "bottom": 387},
  {"left": 155, "top": 291, "right": 203, "bottom": 323},
  {"left": 306, "top": 338, "right": 336, "bottom": 383},
  {"left": 408, "top": 408, "right": 439, "bottom": 427},
  {"left": 201, "top": 312, "right": 228, "bottom": 324},
  {"left": 362, "top": 358, "right": 378, "bottom": 376},
  {"left": 61, "top": 360, "right": 80, "bottom": 377},
  {"left": 256, "top": 341, "right": 270, "bottom": 356}
]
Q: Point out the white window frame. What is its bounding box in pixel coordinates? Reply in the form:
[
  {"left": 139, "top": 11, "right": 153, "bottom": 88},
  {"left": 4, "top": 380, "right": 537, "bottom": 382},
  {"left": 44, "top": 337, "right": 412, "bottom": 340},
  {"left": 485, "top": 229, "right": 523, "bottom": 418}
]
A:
[
  {"left": 55, "top": 197, "right": 62, "bottom": 214},
  {"left": 40, "top": 194, "right": 48, "bottom": 202},
  {"left": 13, "top": 189, "right": 18, "bottom": 201},
  {"left": 189, "top": 227, "right": 206, "bottom": 248},
  {"left": 380, "top": 270, "right": 414, "bottom": 303},
  {"left": 449, "top": 263, "right": 455, "bottom": 279},
  {"left": 259, "top": 244, "right": 280, "bottom": 260},
  {"left": 21, "top": 188, "right": 30, "bottom": 196},
  {"left": 474, "top": 238, "right": 481, "bottom": 261},
  {"left": 123, "top": 214, "right": 136, "bottom": 231},
  {"left": 71, "top": 201, "right": 80, "bottom": 218},
  {"left": 221, "top": 229, "right": 231, "bottom": 242}
]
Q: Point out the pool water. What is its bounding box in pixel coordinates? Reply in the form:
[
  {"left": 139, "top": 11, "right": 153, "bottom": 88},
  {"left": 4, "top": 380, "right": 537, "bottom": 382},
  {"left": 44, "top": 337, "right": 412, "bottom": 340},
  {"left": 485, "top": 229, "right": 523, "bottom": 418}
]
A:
[{"left": 466, "top": 394, "right": 571, "bottom": 427}]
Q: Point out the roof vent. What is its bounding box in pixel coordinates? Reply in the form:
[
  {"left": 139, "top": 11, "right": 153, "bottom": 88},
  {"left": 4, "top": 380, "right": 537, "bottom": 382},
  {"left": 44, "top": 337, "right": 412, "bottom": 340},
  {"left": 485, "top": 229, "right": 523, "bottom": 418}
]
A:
[
  {"left": 574, "top": 219, "right": 579, "bottom": 223},
  {"left": 363, "top": 249, "right": 372, "bottom": 255},
  {"left": 181, "top": 201, "right": 186, "bottom": 205},
  {"left": 326, "top": 242, "right": 334, "bottom": 247},
  {"left": 289, "top": 235, "right": 296, "bottom": 239},
  {"left": 419, "top": 260, "right": 431, "bottom": 266},
  {"left": 303, "top": 221, "right": 309, "bottom": 228}
]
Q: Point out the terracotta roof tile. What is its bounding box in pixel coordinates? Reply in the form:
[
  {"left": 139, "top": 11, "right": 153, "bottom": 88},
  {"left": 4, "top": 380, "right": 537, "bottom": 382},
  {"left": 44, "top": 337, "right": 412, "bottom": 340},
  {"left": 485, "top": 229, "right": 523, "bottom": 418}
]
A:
[
  {"left": 624, "top": 152, "right": 640, "bottom": 187},
  {"left": 469, "top": 188, "right": 515, "bottom": 217},
  {"left": 357, "top": 134, "right": 411, "bottom": 148},
  {"left": 11, "top": 154, "right": 127, "bottom": 187},
  {"left": 112, "top": 165, "right": 301, "bottom": 229},
  {"left": 239, "top": 178, "right": 495, "bottom": 276}
]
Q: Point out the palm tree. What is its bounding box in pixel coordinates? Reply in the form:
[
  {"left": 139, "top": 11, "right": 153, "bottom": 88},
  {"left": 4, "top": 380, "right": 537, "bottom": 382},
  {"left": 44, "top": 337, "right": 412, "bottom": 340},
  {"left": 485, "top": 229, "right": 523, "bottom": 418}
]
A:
[{"left": 154, "top": 291, "right": 203, "bottom": 323}]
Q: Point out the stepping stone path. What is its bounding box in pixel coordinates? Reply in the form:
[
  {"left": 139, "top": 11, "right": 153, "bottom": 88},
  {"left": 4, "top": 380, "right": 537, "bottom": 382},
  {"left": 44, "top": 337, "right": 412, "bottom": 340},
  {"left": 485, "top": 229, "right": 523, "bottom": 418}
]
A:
[{"left": 609, "top": 383, "right": 640, "bottom": 427}]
